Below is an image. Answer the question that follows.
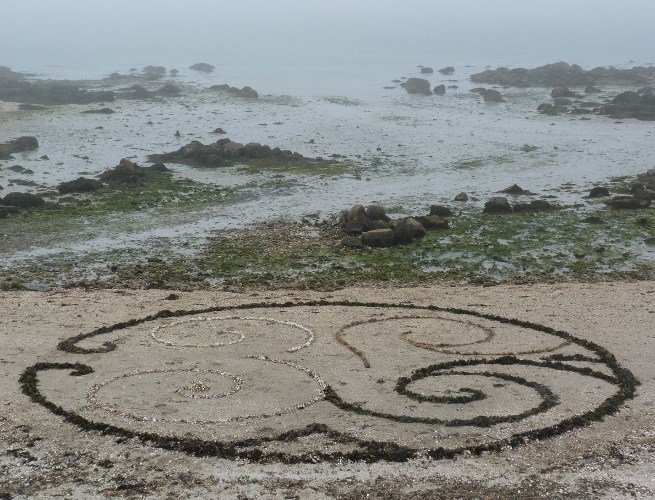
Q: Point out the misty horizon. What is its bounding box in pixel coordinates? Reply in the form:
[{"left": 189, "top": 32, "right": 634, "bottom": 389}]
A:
[{"left": 2, "top": 0, "right": 654, "bottom": 78}]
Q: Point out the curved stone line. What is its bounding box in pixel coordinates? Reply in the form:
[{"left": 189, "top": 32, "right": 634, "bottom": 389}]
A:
[
  {"left": 327, "top": 359, "right": 562, "bottom": 427},
  {"left": 19, "top": 354, "right": 638, "bottom": 463},
  {"left": 336, "top": 314, "right": 494, "bottom": 368},
  {"left": 86, "top": 356, "right": 326, "bottom": 424},
  {"left": 149, "top": 316, "right": 314, "bottom": 352},
  {"left": 88, "top": 368, "right": 243, "bottom": 408},
  {"left": 44, "top": 300, "right": 640, "bottom": 462}
]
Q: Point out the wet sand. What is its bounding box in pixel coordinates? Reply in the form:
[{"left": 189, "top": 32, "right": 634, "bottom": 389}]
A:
[{"left": 1, "top": 281, "right": 653, "bottom": 498}]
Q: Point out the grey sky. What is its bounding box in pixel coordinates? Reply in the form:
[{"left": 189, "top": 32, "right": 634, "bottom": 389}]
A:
[{"left": 2, "top": 0, "right": 654, "bottom": 70}]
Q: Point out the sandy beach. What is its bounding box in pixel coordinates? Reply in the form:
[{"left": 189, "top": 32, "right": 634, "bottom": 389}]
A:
[{"left": 1, "top": 281, "right": 653, "bottom": 498}]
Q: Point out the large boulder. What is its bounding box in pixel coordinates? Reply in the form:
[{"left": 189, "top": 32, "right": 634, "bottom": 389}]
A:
[
  {"left": 189, "top": 63, "right": 215, "bottom": 73},
  {"left": 0, "top": 136, "right": 38, "bottom": 159},
  {"left": 483, "top": 197, "right": 512, "bottom": 214},
  {"left": 361, "top": 229, "right": 395, "bottom": 248},
  {"left": 415, "top": 215, "right": 449, "bottom": 230},
  {"left": 588, "top": 186, "right": 610, "bottom": 198},
  {"left": 607, "top": 196, "right": 651, "bottom": 209},
  {"left": 58, "top": 177, "right": 103, "bottom": 194},
  {"left": 438, "top": 66, "right": 455, "bottom": 75},
  {"left": 404, "top": 78, "right": 432, "bottom": 95},
  {"left": 551, "top": 87, "right": 576, "bottom": 98},
  {"left": 483, "top": 89, "right": 505, "bottom": 102},
  {"left": 393, "top": 218, "right": 426, "bottom": 244},
  {"left": 237, "top": 86, "right": 258, "bottom": 98},
  {"left": 433, "top": 84, "right": 446, "bottom": 95},
  {"left": 2, "top": 192, "right": 45, "bottom": 208}
]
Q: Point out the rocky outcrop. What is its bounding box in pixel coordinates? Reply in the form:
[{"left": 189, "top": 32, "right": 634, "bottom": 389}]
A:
[
  {"left": 0, "top": 136, "right": 38, "bottom": 159},
  {"left": 483, "top": 89, "right": 505, "bottom": 102},
  {"left": 471, "top": 62, "right": 655, "bottom": 88},
  {"left": 208, "top": 83, "right": 259, "bottom": 98},
  {"left": 99, "top": 159, "right": 170, "bottom": 187},
  {"left": 149, "top": 139, "right": 311, "bottom": 167},
  {"left": 0, "top": 79, "right": 115, "bottom": 105},
  {"left": 2, "top": 192, "right": 45, "bottom": 208},
  {"left": 189, "top": 63, "right": 215, "bottom": 73},
  {"left": 483, "top": 197, "right": 512, "bottom": 214},
  {"left": 599, "top": 89, "right": 655, "bottom": 121},
  {"left": 588, "top": 186, "right": 610, "bottom": 198},
  {"left": 403, "top": 78, "right": 432, "bottom": 95},
  {"left": 57, "top": 177, "right": 103, "bottom": 194}
]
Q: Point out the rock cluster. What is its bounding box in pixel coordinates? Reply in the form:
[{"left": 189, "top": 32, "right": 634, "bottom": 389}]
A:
[
  {"left": 99, "top": 159, "right": 170, "bottom": 187},
  {"left": 149, "top": 139, "right": 307, "bottom": 167},
  {"left": 0, "top": 192, "right": 45, "bottom": 217},
  {"left": 0, "top": 79, "right": 114, "bottom": 106},
  {"left": 0, "top": 136, "right": 38, "bottom": 159},
  {"left": 471, "top": 61, "right": 655, "bottom": 88},
  {"left": 340, "top": 204, "right": 449, "bottom": 248},
  {"left": 208, "top": 84, "right": 258, "bottom": 98}
]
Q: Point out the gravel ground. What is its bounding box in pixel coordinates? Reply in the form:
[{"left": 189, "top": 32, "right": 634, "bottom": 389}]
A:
[{"left": 1, "top": 281, "right": 654, "bottom": 499}]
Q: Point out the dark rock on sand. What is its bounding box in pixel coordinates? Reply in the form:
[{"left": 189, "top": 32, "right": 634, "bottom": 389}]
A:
[
  {"left": 209, "top": 84, "right": 231, "bottom": 91},
  {"left": 100, "top": 158, "right": 170, "bottom": 187},
  {"left": 607, "top": 196, "right": 651, "bottom": 209},
  {"left": 361, "top": 229, "right": 396, "bottom": 248},
  {"left": 433, "top": 84, "right": 446, "bottom": 95},
  {"left": 512, "top": 200, "right": 556, "bottom": 213},
  {"left": 454, "top": 192, "right": 468, "bottom": 201},
  {"left": 404, "top": 78, "right": 432, "bottom": 95},
  {"left": 2, "top": 191, "right": 45, "bottom": 208},
  {"left": 237, "top": 86, "right": 258, "bottom": 98},
  {"left": 415, "top": 215, "right": 449, "bottom": 230},
  {"left": 211, "top": 128, "right": 227, "bottom": 134},
  {"left": 189, "top": 63, "right": 215, "bottom": 73},
  {"left": 537, "top": 103, "right": 559, "bottom": 115},
  {"left": 483, "top": 89, "right": 504, "bottom": 102},
  {"left": 501, "top": 184, "right": 528, "bottom": 195},
  {"left": 599, "top": 90, "right": 655, "bottom": 120},
  {"left": 82, "top": 107, "right": 115, "bottom": 114},
  {"left": 0, "top": 78, "right": 115, "bottom": 105},
  {"left": 429, "top": 205, "right": 453, "bottom": 217},
  {"left": 0, "top": 136, "right": 38, "bottom": 159},
  {"left": 393, "top": 218, "right": 426, "bottom": 244},
  {"left": 471, "top": 61, "right": 655, "bottom": 88},
  {"left": 149, "top": 139, "right": 309, "bottom": 168},
  {"left": 483, "top": 197, "right": 512, "bottom": 214},
  {"left": 588, "top": 186, "right": 610, "bottom": 198},
  {"left": 57, "top": 177, "right": 103, "bottom": 194}
]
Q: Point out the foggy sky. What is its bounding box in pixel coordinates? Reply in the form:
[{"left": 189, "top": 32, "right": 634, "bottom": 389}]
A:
[{"left": 2, "top": 0, "right": 654, "bottom": 71}]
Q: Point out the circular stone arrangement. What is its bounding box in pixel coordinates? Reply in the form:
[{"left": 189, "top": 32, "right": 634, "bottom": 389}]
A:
[
  {"left": 22, "top": 300, "right": 638, "bottom": 464},
  {"left": 150, "top": 316, "right": 314, "bottom": 351}
]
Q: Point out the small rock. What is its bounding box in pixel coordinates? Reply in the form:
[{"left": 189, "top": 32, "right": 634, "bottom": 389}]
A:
[
  {"left": 454, "top": 192, "right": 468, "bottom": 201},
  {"left": 341, "top": 236, "right": 364, "bottom": 249},
  {"left": 588, "top": 186, "right": 610, "bottom": 198},
  {"left": 361, "top": 229, "right": 395, "bottom": 248}
]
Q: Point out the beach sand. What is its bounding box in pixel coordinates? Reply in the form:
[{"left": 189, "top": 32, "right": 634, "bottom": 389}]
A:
[{"left": 1, "top": 281, "right": 653, "bottom": 498}]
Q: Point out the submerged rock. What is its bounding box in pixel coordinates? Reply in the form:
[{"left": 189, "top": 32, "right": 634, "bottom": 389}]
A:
[
  {"left": 438, "top": 66, "right": 455, "bottom": 75},
  {"left": 189, "top": 62, "right": 215, "bottom": 73},
  {"left": 420, "top": 67, "right": 434, "bottom": 74}
]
